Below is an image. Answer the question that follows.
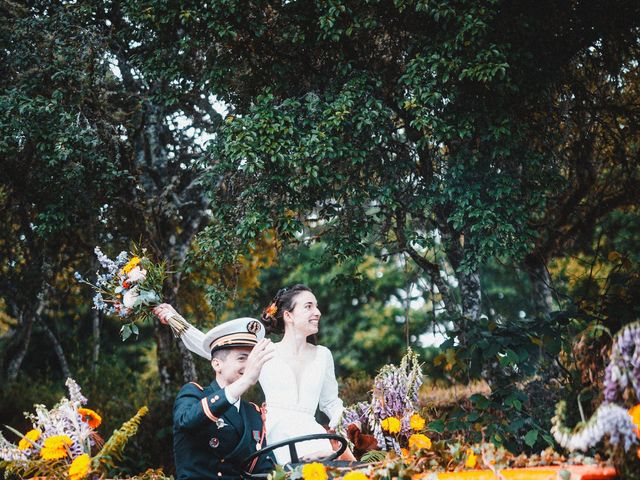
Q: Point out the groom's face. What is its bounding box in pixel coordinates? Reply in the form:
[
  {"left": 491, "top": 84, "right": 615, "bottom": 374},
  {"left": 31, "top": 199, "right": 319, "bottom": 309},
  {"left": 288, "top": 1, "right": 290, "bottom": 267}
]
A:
[{"left": 211, "top": 346, "right": 253, "bottom": 388}]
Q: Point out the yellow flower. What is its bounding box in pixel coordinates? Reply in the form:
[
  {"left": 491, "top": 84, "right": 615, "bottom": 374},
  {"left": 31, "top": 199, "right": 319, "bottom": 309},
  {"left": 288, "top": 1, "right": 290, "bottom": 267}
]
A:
[
  {"left": 381, "top": 417, "right": 401, "bottom": 434},
  {"left": 78, "top": 408, "right": 102, "bottom": 429},
  {"left": 40, "top": 435, "right": 73, "bottom": 460},
  {"left": 18, "top": 429, "right": 41, "bottom": 450},
  {"left": 69, "top": 453, "right": 91, "bottom": 480},
  {"left": 302, "top": 462, "right": 328, "bottom": 480},
  {"left": 409, "top": 413, "right": 426, "bottom": 431},
  {"left": 465, "top": 448, "right": 478, "bottom": 468},
  {"left": 408, "top": 433, "right": 432, "bottom": 450},
  {"left": 343, "top": 472, "right": 368, "bottom": 480},
  {"left": 121, "top": 256, "right": 141, "bottom": 274}
]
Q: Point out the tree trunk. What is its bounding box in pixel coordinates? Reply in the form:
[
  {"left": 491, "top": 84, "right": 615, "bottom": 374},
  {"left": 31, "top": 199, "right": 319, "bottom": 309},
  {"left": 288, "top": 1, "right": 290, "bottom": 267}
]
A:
[
  {"left": 6, "top": 311, "right": 33, "bottom": 383},
  {"left": 524, "top": 258, "right": 556, "bottom": 316},
  {"left": 155, "top": 269, "right": 198, "bottom": 401},
  {"left": 459, "top": 269, "right": 482, "bottom": 322},
  {"left": 39, "top": 317, "right": 71, "bottom": 380},
  {"left": 91, "top": 309, "right": 101, "bottom": 372}
]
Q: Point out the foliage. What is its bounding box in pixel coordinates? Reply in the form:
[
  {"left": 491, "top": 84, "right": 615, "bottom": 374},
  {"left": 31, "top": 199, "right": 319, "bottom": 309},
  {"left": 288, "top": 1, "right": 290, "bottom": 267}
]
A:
[
  {"left": 93, "top": 406, "right": 149, "bottom": 472},
  {"left": 177, "top": 0, "right": 640, "bottom": 330},
  {"left": 0, "top": 0, "right": 221, "bottom": 393}
]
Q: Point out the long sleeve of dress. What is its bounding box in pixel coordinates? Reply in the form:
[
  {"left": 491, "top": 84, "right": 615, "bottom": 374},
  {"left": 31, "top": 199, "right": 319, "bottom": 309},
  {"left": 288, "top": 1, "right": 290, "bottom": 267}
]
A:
[
  {"left": 180, "top": 324, "right": 211, "bottom": 360},
  {"left": 318, "top": 347, "right": 344, "bottom": 428}
]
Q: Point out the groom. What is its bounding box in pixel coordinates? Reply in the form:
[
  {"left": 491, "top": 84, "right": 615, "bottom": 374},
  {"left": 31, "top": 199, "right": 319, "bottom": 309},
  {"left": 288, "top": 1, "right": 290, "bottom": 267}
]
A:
[{"left": 155, "top": 305, "right": 276, "bottom": 480}]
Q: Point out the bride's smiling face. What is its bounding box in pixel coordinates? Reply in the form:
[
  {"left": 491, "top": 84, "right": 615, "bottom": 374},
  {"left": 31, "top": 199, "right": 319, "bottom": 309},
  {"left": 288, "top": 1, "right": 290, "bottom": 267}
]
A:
[{"left": 283, "top": 290, "right": 321, "bottom": 336}]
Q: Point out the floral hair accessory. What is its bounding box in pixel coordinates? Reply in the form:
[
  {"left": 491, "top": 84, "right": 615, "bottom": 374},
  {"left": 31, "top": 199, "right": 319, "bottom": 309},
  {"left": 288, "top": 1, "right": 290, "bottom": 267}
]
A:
[{"left": 265, "top": 302, "right": 278, "bottom": 317}]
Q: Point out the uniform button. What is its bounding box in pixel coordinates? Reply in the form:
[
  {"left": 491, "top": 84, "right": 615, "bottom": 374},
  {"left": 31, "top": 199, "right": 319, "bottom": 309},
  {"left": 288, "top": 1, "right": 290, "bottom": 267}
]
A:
[
  {"left": 211, "top": 398, "right": 215, "bottom": 403},
  {"left": 218, "top": 473, "right": 222, "bottom": 477}
]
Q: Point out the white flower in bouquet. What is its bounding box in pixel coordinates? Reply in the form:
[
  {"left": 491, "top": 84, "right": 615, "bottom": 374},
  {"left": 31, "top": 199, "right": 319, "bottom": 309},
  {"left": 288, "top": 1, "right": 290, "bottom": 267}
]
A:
[
  {"left": 122, "top": 286, "right": 140, "bottom": 309},
  {"left": 126, "top": 265, "right": 147, "bottom": 283}
]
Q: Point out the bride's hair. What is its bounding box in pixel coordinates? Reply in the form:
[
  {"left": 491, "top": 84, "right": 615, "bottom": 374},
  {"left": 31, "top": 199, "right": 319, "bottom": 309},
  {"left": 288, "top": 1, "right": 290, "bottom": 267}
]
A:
[{"left": 261, "top": 284, "right": 312, "bottom": 335}]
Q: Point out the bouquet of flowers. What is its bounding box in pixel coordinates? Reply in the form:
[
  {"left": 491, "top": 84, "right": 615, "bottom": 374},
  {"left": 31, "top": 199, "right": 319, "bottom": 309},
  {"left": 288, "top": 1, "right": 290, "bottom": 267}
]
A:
[
  {"left": 339, "top": 349, "right": 433, "bottom": 458},
  {"left": 0, "top": 378, "right": 148, "bottom": 480},
  {"left": 76, "top": 246, "right": 188, "bottom": 340}
]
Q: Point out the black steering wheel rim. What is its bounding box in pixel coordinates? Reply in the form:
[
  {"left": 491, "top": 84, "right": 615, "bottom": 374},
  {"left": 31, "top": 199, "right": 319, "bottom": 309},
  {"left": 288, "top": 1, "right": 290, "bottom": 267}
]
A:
[{"left": 243, "top": 433, "right": 348, "bottom": 478}]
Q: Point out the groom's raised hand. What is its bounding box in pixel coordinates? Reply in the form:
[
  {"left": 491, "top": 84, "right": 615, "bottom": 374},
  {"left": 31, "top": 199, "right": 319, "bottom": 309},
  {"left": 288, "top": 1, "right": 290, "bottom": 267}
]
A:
[
  {"left": 225, "top": 338, "right": 275, "bottom": 399},
  {"left": 243, "top": 338, "right": 275, "bottom": 385}
]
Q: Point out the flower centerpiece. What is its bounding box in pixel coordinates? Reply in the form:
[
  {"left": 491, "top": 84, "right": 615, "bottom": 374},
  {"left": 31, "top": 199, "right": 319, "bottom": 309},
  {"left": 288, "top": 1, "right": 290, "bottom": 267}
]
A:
[
  {"left": 339, "top": 349, "right": 431, "bottom": 457},
  {"left": 0, "top": 378, "right": 148, "bottom": 480},
  {"left": 76, "top": 246, "right": 187, "bottom": 341},
  {"left": 551, "top": 321, "right": 640, "bottom": 477}
]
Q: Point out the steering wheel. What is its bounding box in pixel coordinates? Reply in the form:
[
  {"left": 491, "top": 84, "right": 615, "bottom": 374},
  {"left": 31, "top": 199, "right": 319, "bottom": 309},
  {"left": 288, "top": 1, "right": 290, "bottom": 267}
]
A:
[{"left": 243, "top": 433, "right": 348, "bottom": 479}]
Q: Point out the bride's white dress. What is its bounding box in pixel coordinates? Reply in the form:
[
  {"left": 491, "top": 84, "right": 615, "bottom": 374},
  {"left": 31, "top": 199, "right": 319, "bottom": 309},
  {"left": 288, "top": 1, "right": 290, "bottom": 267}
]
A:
[{"left": 259, "top": 343, "right": 344, "bottom": 464}]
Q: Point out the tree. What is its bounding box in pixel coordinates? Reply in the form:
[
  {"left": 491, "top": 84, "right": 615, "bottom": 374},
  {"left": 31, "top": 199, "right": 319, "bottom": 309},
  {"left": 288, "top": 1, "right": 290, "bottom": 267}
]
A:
[
  {"left": 0, "top": 1, "right": 221, "bottom": 395},
  {"left": 170, "top": 0, "right": 640, "bottom": 341}
]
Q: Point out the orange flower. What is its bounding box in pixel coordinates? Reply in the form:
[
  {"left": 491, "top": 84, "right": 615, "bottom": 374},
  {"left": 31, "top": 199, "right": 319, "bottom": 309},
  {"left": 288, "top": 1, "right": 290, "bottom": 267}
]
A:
[
  {"left": 78, "top": 408, "right": 102, "bottom": 428},
  {"left": 265, "top": 303, "right": 277, "bottom": 316},
  {"left": 408, "top": 433, "right": 432, "bottom": 450},
  {"left": 400, "top": 447, "right": 410, "bottom": 458}
]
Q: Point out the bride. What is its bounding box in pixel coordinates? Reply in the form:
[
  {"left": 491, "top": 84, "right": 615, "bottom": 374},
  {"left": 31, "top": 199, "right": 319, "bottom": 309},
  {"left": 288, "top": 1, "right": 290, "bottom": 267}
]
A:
[
  {"left": 258, "top": 284, "right": 344, "bottom": 463},
  {"left": 153, "top": 284, "right": 348, "bottom": 464}
]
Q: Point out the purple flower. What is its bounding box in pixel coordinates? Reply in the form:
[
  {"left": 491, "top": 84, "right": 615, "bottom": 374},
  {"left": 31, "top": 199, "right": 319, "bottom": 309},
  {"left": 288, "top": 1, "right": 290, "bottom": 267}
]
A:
[
  {"left": 552, "top": 402, "right": 638, "bottom": 452},
  {"left": 603, "top": 323, "right": 640, "bottom": 403}
]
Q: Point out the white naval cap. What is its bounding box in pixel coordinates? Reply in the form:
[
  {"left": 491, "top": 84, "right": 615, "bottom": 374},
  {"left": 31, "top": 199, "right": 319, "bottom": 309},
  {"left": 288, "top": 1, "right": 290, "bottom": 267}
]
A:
[{"left": 202, "top": 317, "right": 265, "bottom": 354}]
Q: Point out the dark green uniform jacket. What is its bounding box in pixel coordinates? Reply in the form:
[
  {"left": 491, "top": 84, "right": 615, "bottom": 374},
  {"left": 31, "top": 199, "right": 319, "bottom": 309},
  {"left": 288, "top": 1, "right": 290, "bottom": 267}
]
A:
[{"left": 173, "top": 380, "right": 275, "bottom": 480}]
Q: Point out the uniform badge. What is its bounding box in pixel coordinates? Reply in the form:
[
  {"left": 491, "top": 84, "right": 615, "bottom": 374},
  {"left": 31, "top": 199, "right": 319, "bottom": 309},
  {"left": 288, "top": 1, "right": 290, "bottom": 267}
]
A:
[
  {"left": 216, "top": 418, "right": 228, "bottom": 429},
  {"left": 209, "top": 437, "right": 220, "bottom": 449},
  {"left": 252, "top": 430, "right": 261, "bottom": 442},
  {"left": 247, "top": 321, "right": 261, "bottom": 334}
]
